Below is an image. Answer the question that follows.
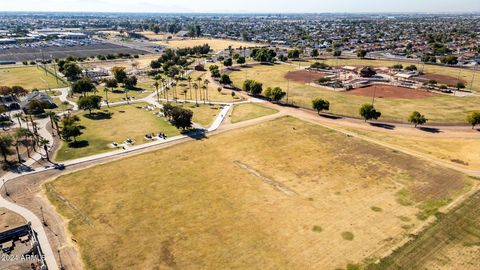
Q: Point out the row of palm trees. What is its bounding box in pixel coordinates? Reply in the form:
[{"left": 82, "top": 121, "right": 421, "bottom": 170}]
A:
[
  {"left": 0, "top": 111, "right": 55, "bottom": 164},
  {"left": 152, "top": 75, "right": 212, "bottom": 106}
]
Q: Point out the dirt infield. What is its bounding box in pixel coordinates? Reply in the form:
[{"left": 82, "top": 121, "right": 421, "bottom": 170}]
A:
[
  {"left": 285, "top": 70, "right": 327, "bottom": 83},
  {"left": 347, "top": 85, "right": 437, "bottom": 99},
  {"left": 417, "top": 73, "right": 466, "bottom": 86}
]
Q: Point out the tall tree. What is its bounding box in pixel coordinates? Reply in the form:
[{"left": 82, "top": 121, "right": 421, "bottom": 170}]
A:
[
  {"left": 104, "top": 78, "right": 118, "bottom": 108},
  {"left": 359, "top": 104, "right": 381, "bottom": 122},
  {"left": 204, "top": 79, "right": 210, "bottom": 104},
  {"left": 13, "top": 112, "right": 23, "bottom": 128},
  {"left": 39, "top": 138, "right": 51, "bottom": 162},
  {"left": 0, "top": 134, "right": 14, "bottom": 164},
  {"left": 408, "top": 111, "right": 428, "bottom": 127},
  {"left": 193, "top": 83, "right": 199, "bottom": 105},
  {"left": 78, "top": 95, "right": 102, "bottom": 114},
  {"left": 72, "top": 78, "right": 96, "bottom": 97},
  {"left": 112, "top": 67, "right": 127, "bottom": 84},
  {"left": 312, "top": 98, "right": 330, "bottom": 114},
  {"left": 467, "top": 111, "right": 480, "bottom": 129}
]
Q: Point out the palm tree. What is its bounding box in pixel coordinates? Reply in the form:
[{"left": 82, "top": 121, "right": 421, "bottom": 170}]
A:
[
  {"left": 124, "top": 88, "right": 130, "bottom": 104},
  {"left": 12, "top": 130, "right": 23, "bottom": 163},
  {"left": 193, "top": 83, "right": 199, "bottom": 106},
  {"left": 0, "top": 134, "right": 14, "bottom": 164},
  {"left": 196, "top": 77, "right": 203, "bottom": 101},
  {"left": 172, "top": 80, "right": 178, "bottom": 102},
  {"left": 153, "top": 81, "right": 160, "bottom": 104},
  {"left": 201, "top": 85, "right": 207, "bottom": 104},
  {"left": 13, "top": 112, "right": 23, "bottom": 128},
  {"left": 17, "top": 128, "right": 30, "bottom": 158},
  {"left": 165, "top": 86, "right": 170, "bottom": 103},
  {"left": 45, "top": 111, "right": 56, "bottom": 131},
  {"left": 104, "top": 79, "right": 118, "bottom": 108},
  {"left": 204, "top": 79, "right": 210, "bottom": 104},
  {"left": 187, "top": 76, "right": 193, "bottom": 100},
  {"left": 103, "top": 88, "right": 111, "bottom": 108},
  {"left": 46, "top": 112, "right": 61, "bottom": 137},
  {"left": 38, "top": 138, "right": 51, "bottom": 162}
]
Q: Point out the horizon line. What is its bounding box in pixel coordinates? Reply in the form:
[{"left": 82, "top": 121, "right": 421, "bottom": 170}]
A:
[{"left": 1, "top": 11, "right": 480, "bottom": 15}]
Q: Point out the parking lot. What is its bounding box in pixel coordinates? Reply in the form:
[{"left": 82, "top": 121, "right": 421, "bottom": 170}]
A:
[{"left": 0, "top": 39, "right": 151, "bottom": 62}]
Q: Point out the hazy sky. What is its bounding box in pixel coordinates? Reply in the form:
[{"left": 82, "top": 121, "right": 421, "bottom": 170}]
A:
[{"left": 1, "top": 0, "right": 479, "bottom": 13}]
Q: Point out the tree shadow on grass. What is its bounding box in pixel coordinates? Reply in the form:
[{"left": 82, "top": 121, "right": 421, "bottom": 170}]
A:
[
  {"left": 319, "top": 113, "right": 343, "bottom": 120},
  {"left": 370, "top": 122, "right": 396, "bottom": 130},
  {"left": 418, "top": 127, "right": 441, "bottom": 133},
  {"left": 68, "top": 140, "right": 89, "bottom": 148},
  {"left": 183, "top": 128, "right": 207, "bottom": 140},
  {"left": 83, "top": 112, "right": 113, "bottom": 120}
]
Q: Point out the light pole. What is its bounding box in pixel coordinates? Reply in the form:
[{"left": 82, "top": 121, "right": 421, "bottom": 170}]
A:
[
  {"left": 58, "top": 249, "right": 65, "bottom": 270},
  {"left": 2, "top": 179, "right": 9, "bottom": 197}
]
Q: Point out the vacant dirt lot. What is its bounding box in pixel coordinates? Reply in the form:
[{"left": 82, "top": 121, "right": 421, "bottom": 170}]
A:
[
  {"left": 417, "top": 73, "right": 467, "bottom": 86},
  {"left": 0, "top": 44, "right": 148, "bottom": 62},
  {"left": 347, "top": 84, "right": 438, "bottom": 99},
  {"left": 45, "top": 117, "right": 472, "bottom": 270},
  {"left": 285, "top": 70, "right": 327, "bottom": 83}
]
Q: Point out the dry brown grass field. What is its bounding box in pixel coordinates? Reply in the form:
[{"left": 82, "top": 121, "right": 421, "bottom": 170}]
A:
[
  {"left": 369, "top": 189, "right": 480, "bottom": 270},
  {"left": 45, "top": 116, "right": 473, "bottom": 270},
  {"left": 230, "top": 103, "right": 279, "bottom": 123},
  {"left": 229, "top": 63, "right": 480, "bottom": 123},
  {"left": 342, "top": 128, "right": 480, "bottom": 170}
]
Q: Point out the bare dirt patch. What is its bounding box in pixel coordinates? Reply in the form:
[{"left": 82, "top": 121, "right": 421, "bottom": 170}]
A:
[
  {"left": 0, "top": 208, "right": 26, "bottom": 233},
  {"left": 285, "top": 70, "right": 327, "bottom": 83},
  {"left": 347, "top": 85, "right": 437, "bottom": 99},
  {"left": 417, "top": 73, "right": 466, "bottom": 86}
]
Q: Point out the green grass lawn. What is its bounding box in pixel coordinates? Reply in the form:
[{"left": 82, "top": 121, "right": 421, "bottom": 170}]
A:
[
  {"left": 0, "top": 66, "right": 66, "bottom": 90},
  {"left": 45, "top": 116, "right": 472, "bottom": 270},
  {"left": 229, "top": 63, "right": 480, "bottom": 124},
  {"left": 101, "top": 87, "right": 152, "bottom": 103},
  {"left": 140, "top": 71, "right": 239, "bottom": 103},
  {"left": 176, "top": 102, "right": 221, "bottom": 127},
  {"left": 231, "top": 103, "right": 278, "bottom": 123},
  {"left": 47, "top": 98, "right": 74, "bottom": 114},
  {"left": 70, "top": 87, "right": 152, "bottom": 104},
  {"left": 54, "top": 103, "right": 180, "bottom": 161}
]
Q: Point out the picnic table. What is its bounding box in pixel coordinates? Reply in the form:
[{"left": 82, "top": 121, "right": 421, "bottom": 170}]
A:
[
  {"left": 2, "top": 240, "right": 13, "bottom": 251},
  {"left": 20, "top": 235, "right": 29, "bottom": 243}
]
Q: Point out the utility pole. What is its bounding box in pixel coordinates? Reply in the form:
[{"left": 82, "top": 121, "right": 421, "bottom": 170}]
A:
[
  {"left": 471, "top": 65, "right": 478, "bottom": 90},
  {"left": 41, "top": 49, "right": 47, "bottom": 76},
  {"left": 287, "top": 79, "right": 290, "bottom": 104},
  {"left": 2, "top": 179, "right": 9, "bottom": 197},
  {"left": 51, "top": 54, "right": 59, "bottom": 85}
]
